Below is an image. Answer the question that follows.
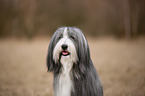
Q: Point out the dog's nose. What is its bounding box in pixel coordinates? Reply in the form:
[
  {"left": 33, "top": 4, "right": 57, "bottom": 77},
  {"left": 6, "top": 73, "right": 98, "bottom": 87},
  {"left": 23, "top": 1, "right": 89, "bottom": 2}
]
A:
[{"left": 61, "top": 44, "right": 68, "bottom": 50}]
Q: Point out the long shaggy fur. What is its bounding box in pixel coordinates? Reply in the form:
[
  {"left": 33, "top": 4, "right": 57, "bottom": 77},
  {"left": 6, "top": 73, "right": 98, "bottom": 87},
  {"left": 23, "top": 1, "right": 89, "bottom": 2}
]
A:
[{"left": 47, "top": 27, "right": 103, "bottom": 96}]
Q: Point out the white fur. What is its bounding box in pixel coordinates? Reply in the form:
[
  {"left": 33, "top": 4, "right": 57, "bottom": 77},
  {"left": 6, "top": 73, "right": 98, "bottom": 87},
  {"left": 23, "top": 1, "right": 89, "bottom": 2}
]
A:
[
  {"left": 53, "top": 27, "right": 77, "bottom": 96},
  {"left": 56, "top": 58, "right": 73, "bottom": 96}
]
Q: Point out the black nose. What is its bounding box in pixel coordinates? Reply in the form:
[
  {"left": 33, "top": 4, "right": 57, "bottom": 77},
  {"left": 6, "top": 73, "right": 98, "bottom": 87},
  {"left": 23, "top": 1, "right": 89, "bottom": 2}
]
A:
[{"left": 61, "top": 44, "right": 68, "bottom": 50}]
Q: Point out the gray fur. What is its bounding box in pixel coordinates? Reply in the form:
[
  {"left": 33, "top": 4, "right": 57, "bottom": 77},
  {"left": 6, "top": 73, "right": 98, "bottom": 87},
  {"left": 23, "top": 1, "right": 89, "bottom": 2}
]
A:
[{"left": 47, "top": 27, "right": 103, "bottom": 96}]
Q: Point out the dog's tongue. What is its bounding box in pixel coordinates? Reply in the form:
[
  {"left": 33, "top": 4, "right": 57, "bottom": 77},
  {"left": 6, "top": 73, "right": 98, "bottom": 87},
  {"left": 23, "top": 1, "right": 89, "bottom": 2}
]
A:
[{"left": 62, "top": 51, "right": 69, "bottom": 55}]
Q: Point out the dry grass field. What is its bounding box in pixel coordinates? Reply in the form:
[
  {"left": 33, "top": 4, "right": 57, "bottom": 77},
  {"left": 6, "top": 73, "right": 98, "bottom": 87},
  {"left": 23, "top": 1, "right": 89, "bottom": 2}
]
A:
[{"left": 0, "top": 37, "right": 145, "bottom": 96}]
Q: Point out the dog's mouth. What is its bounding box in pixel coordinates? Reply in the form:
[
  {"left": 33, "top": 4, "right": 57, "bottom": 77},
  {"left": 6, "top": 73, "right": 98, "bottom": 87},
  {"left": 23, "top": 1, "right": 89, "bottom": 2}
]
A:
[{"left": 61, "top": 50, "right": 70, "bottom": 56}]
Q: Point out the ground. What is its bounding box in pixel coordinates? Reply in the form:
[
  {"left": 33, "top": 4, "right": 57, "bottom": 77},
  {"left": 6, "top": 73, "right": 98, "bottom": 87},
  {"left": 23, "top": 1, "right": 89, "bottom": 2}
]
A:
[{"left": 0, "top": 37, "right": 145, "bottom": 96}]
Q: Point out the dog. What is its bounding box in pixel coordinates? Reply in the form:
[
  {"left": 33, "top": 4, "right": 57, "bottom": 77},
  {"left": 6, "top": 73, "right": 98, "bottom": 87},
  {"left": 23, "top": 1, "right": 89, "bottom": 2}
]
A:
[{"left": 47, "top": 27, "right": 103, "bottom": 96}]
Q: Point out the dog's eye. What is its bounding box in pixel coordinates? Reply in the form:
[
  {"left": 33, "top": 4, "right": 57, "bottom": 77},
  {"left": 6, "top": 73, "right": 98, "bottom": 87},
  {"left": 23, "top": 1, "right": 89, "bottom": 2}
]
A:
[
  {"left": 70, "top": 36, "right": 75, "bottom": 40},
  {"left": 58, "top": 36, "right": 62, "bottom": 40}
]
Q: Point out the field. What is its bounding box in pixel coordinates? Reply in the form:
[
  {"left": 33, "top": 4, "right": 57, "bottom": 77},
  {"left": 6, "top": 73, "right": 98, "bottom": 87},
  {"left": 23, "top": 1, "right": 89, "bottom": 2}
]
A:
[{"left": 0, "top": 37, "right": 145, "bottom": 96}]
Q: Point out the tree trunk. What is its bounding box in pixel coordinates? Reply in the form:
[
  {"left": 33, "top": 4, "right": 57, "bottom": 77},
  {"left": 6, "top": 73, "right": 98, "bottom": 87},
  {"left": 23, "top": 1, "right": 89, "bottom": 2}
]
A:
[{"left": 122, "top": 0, "right": 131, "bottom": 39}]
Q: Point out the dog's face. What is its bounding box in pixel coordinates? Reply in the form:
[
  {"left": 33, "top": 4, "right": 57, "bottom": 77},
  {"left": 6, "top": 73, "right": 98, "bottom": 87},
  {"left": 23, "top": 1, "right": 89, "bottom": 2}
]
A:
[
  {"left": 53, "top": 28, "right": 77, "bottom": 64},
  {"left": 47, "top": 27, "right": 91, "bottom": 74}
]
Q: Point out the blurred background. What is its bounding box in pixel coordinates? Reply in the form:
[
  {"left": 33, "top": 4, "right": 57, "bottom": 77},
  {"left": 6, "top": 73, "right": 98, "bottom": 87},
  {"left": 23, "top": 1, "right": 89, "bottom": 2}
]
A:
[
  {"left": 0, "top": 0, "right": 145, "bottom": 96},
  {"left": 0, "top": 0, "right": 145, "bottom": 38}
]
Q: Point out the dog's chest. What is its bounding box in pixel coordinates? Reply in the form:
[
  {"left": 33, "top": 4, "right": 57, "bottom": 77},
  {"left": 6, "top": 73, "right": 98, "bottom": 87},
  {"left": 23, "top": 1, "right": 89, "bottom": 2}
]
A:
[
  {"left": 56, "top": 58, "right": 73, "bottom": 96},
  {"left": 57, "top": 72, "right": 72, "bottom": 96}
]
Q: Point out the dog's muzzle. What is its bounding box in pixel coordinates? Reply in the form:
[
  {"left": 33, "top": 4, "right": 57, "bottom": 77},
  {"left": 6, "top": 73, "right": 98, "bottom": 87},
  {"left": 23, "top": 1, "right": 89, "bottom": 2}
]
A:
[{"left": 61, "top": 44, "right": 70, "bottom": 56}]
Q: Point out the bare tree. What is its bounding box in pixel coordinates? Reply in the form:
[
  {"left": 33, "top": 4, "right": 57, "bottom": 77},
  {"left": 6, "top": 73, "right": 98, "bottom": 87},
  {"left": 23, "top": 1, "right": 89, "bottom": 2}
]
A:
[{"left": 122, "top": 0, "right": 131, "bottom": 39}]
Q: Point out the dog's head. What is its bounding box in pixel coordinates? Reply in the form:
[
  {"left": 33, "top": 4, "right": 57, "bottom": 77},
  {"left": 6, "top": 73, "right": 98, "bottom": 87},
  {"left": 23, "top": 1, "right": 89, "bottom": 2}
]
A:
[{"left": 47, "top": 27, "right": 91, "bottom": 74}]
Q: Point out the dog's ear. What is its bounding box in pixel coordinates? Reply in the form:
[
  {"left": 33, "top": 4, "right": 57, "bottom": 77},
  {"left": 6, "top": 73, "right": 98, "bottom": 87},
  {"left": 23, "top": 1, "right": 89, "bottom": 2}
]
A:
[
  {"left": 78, "top": 37, "right": 90, "bottom": 74},
  {"left": 47, "top": 28, "right": 63, "bottom": 72},
  {"left": 47, "top": 38, "right": 55, "bottom": 72},
  {"left": 47, "top": 37, "right": 62, "bottom": 73},
  {"left": 73, "top": 27, "right": 91, "bottom": 74}
]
